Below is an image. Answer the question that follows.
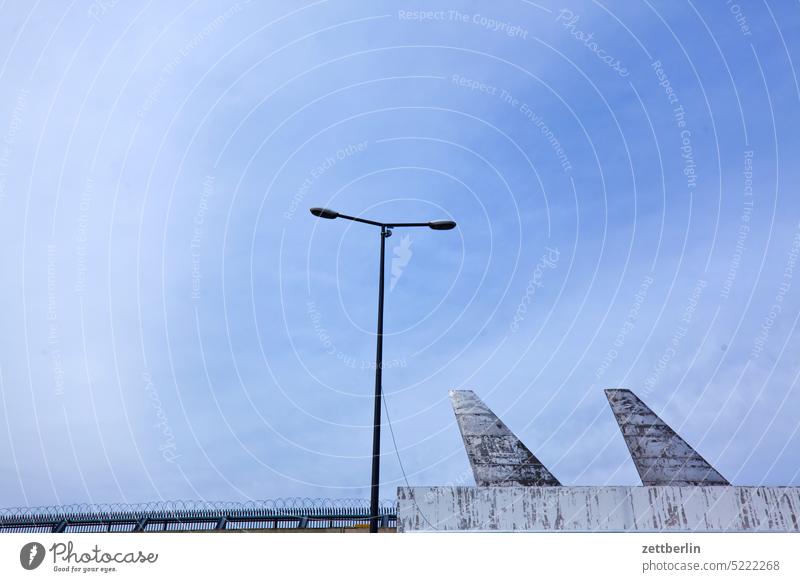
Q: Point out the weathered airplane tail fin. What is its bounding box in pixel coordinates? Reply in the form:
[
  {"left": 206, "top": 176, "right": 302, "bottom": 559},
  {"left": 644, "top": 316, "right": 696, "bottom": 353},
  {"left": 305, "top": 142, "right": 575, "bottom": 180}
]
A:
[
  {"left": 605, "top": 389, "right": 729, "bottom": 486},
  {"left": 450, "top": 390, "right": 560, "bottom": 486}
]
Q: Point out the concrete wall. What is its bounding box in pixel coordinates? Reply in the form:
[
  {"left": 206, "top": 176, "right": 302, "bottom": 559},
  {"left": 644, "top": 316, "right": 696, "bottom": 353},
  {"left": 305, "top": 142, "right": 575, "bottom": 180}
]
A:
[{"left": 397, "top": 486, "right": 800, "bottom": 532}]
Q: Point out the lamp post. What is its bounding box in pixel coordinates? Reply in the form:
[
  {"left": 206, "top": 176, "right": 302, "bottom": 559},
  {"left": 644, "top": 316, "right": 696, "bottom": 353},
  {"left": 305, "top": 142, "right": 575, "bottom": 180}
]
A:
[{"left": 309, "top": 207, "right": 456, "bottom": 532}]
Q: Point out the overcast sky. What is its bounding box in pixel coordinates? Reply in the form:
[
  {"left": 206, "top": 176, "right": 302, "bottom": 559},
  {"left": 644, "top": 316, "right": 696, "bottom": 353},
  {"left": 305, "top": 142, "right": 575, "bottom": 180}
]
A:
[{"left": 1, "top": 0, "right": 799, "bottom": 509}]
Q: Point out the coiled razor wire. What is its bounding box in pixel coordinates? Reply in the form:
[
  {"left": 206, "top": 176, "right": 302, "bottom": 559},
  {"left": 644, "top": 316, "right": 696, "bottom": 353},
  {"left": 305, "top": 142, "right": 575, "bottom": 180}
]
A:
[{"left": 0, "top": 497, "right": 397, "bottom": 524}]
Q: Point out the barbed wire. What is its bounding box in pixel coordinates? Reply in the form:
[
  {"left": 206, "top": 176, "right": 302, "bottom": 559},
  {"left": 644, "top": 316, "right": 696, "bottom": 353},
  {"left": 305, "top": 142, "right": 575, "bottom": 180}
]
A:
[{"left": 0, "top": 497, "right": 397, "bottom": 522}]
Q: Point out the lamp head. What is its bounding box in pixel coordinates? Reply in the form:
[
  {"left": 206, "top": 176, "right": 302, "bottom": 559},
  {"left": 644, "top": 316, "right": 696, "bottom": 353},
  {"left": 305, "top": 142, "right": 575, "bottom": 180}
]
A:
[
  {"left": 428, "top": 220, "right": 457, "bottom": 231},
  {"left": 310, "top": 207, "right": 339, "bottom": 220}
]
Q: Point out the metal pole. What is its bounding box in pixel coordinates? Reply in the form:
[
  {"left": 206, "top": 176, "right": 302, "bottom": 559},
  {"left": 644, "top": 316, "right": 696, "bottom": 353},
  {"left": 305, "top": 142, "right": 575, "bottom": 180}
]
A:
[{"left": 370, "top": 225, "right": 388, "bottom": 533}]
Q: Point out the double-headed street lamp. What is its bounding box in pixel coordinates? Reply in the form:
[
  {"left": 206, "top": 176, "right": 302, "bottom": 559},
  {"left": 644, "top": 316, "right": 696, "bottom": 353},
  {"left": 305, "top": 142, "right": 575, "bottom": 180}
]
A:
[{"left": 309, "top": 206, "right": 456, "bottom": 533}]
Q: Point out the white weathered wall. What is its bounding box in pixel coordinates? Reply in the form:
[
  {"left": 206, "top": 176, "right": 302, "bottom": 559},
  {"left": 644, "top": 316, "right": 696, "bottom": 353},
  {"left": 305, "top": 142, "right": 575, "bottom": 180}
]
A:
[{"left": 397, "top": 486, "right": 800, "bottom": 532}]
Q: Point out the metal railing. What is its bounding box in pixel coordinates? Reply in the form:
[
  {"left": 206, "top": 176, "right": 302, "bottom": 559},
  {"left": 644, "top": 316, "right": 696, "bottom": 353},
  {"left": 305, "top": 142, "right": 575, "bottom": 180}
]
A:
[{"left": 0, "top": 498, "right": 397, "bottom": 533}]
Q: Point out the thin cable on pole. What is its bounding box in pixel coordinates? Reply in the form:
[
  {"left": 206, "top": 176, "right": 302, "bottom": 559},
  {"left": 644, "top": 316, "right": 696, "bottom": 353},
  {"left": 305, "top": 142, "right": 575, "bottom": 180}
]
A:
[{"left": 380, "top": 387, "right": 439, "bottom": 531}]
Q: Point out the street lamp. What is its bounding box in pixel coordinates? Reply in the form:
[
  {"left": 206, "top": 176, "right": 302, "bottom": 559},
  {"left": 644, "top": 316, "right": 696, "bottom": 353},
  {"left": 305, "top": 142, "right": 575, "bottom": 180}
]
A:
[{"left": 309, "top": 206, "right": 456, "bottom": 532}]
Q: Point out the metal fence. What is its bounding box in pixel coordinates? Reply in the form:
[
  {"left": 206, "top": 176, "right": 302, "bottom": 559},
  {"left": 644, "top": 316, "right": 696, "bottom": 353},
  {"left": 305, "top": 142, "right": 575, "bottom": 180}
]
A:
[{"left": 0, "top": 498, "right": 397, "bottom": 533}]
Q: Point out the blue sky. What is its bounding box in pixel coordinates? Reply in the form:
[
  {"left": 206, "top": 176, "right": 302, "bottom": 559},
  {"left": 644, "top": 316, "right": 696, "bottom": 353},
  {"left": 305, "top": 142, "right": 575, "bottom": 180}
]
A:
[{"left": 1, "top": 0, "right": 799, "bottom": 508}]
